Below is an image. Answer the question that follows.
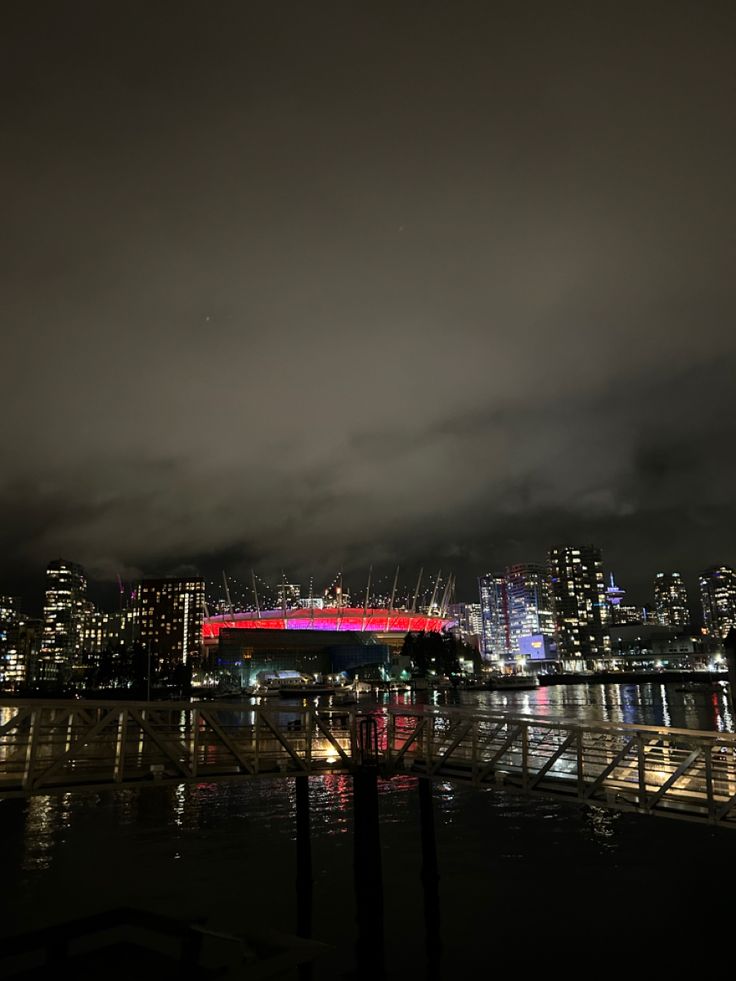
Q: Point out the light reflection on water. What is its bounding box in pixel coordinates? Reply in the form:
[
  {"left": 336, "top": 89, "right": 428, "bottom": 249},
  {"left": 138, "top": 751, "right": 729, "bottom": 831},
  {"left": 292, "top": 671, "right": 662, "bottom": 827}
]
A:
[
  {"left": 435, "top": 679, "right": 734, "bottom": 732},
  {"left": 1, "top": 683, "right": 736, "bottom": 976}
]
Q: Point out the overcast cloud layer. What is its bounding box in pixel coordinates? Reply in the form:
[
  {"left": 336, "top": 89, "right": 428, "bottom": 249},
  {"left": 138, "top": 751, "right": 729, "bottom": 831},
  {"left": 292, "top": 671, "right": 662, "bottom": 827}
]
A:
[{"left": 2, "top": 2, "right": 735, "bottom": 606}]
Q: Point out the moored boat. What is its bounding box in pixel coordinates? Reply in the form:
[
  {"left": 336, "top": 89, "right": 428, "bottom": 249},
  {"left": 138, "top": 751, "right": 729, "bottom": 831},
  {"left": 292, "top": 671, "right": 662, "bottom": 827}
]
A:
[{"left": 488, "top": 674, "right": 540, "bottom": 691}]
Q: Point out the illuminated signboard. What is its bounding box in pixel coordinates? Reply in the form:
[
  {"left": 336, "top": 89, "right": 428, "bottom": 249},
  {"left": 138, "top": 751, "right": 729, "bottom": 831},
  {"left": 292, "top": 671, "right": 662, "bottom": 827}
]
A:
[{"left": 518, "top": 634, "right": 555, "bottom": 660}]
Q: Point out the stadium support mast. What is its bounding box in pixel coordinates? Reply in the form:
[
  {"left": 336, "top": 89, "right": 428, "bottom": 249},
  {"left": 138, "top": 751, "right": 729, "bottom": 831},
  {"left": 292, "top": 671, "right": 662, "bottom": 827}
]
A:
[
  {"left": 439, "top": 572, "right": 454, "bottom": 618},
  {"left": 411, "top": 568, "right": 424, "bottom": 614},
  {"left": 222, "top": 571, "right": 234, "bottom": 618},
  {"left": 251, "top": 570, "right": 261, "bottom": 619},
  {"left": 362, "top": 566, "right": 373, "bottom": 630},
  {"left": 363, "top": 566, "right": 372, "bottom": 615},
  {"left": 308, "top": 577, "right": 315, "bottom": 628},
  {"left": 427, "top": 570, "right": 442, "bottom": 617},
  {"left": 385, "top": 565, "right": 400, "bottom": 631},
  {"left": 389, "top": 566, "right": 400, "bottom": 613}
]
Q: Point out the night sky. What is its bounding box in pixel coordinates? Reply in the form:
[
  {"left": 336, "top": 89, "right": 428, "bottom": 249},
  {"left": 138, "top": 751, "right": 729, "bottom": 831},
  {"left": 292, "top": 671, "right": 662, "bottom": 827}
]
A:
[{"left": 2, "top": 2, "right": 735, "bottom": 608}]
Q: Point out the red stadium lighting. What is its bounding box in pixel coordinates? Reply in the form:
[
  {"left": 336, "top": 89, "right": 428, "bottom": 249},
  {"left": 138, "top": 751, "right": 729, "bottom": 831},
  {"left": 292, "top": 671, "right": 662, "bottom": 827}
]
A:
[{"left": 202, "top": 607, "right": 452, "bottom": 642}]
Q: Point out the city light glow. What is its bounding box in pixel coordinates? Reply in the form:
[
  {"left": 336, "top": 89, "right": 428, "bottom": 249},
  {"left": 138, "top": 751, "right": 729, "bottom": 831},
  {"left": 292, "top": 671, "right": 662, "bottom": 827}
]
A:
[{"left": 202, "top": 607, "right": 452, "bottom": 641}]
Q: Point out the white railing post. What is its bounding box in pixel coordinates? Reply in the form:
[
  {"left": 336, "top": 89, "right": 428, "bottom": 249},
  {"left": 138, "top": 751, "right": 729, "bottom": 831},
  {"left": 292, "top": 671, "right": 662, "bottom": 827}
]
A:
[
  {"left": 637, "top": 734, "right": 649, "bottom": 812},
  {"left": 577, "top": 727, "right": 584, "bottom": 799},
  {"left": 22, "top": 710, "right": 40, "bottom": 790},
  {"left": 114, "top": 709, "right": 127, "bottom": 782},
  {"left": 254, "top": 708, "right": 261, "bottom": 775},
  {"left": 521, "top": 723, "right": 529, "bottom": 789},
  {"left": 190, "top": 707, "right": 199, "bottom": 778},
  {"left": 704, "top": 743, "right": 714, "bottom": 821}
]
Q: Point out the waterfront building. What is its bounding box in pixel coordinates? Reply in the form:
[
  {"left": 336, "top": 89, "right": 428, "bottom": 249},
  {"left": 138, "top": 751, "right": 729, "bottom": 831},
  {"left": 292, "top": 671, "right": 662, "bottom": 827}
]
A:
[
  {"left": 549, "top": 545, "right": 610, "bottom": 661},
  {"left": 612, "top": 605, "right": 650, "bottom": 625},
  {"left": 478, "top": 574, "right": 509, "bottom": 661},
  {"left": 40, "top": 559, "right": 88, "bottom": 680},
  {"left": 505, "top": 564, "right": 555, "bottom": 656},
  {"left": 0, "top": 596, "right": 23, "bottom": 687},
  {"left": 1, "top": 610, "right": 43, "bottom": 689},
  {"left": 654, "top": 572, "right": 690, "bottom": 629},
  {"left": 14, "top": 618, "right": 43, "bottom": 686},
  {"left": 448, "top": 602, "right": 483, "bottom": 648},
  {"left": 699, "top": 566, "right": 736, "bottom": 640},
  {"left": 138, "top": 577, "right": 205, "bottom": 672},
  {"left": 82, "top": 608, "right": 138, "bottom": 656},
  {"left": 608, "top": 623, "right": 696, "bottom": 664}
]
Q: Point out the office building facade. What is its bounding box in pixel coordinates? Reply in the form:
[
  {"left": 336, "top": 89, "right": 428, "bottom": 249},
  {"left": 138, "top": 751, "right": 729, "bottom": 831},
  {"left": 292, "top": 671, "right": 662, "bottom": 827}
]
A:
[
  {"left": 138, "top": 577, "right": 205, "bottom": 671},
  {"left": 699, "top": 566, "right": 736, "bottom": 640},
  {"left": 478, "top": 574, "right": 509, "bottom": 661},
  {"left": 654, "top": 572, "right": 690, "bottom": 629},
  {"left": 448, "top": 602, "right": 483, "bottom": 648},
  {"left": 549, "top": 545, "right": 610, "bottom": 661},
  {"left": 0, "top": 596, "right": 23, "bottom": 687},
  {"left": 505, "top": 563, "right": 555, "bottom": 656},
  {"left": 40, "top": 559, "right": 88, "bottom": 678}
]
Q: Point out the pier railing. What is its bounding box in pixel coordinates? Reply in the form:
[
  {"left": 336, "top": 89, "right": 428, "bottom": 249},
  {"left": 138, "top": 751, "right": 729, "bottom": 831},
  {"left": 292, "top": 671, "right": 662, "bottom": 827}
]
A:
[
  {"left": 2, "top": 700, "right": 736, "bottom": 827},
  {"left": 386, "top": 705, "right": 736, "bottom": 826},
  {"left": 0, "top": 700, "right": 355, "bottom": 797}
]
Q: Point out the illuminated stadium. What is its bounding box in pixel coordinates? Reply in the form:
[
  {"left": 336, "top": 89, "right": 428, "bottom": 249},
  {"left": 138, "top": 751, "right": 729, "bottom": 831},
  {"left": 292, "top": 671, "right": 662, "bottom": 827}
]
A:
[{"left": 203, "top": 608, "right": 452, "bottom": 643}]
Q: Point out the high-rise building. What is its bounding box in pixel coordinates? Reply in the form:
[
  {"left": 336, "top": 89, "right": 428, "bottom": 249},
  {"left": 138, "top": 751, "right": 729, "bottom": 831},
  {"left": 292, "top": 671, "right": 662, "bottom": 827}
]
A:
[
  {"left": 0, "top": 596, "right": 23, "bottom": 687},
  {"left": 41, "top": 559, "right": 88, "bottom": 678},
  {"left": 138, "top": 577, "right": 205, "bottom": 672},
  {"left": 654, "top": 572, "right": 690, "bottom": 629},
  {"left": 699, "top": 566, "right": 736, "bottom": 640},
  {"left": 14, "top": 618, "right": 43, "bottom": 686},
  {"left": 478, "top": 574, "right": 509, "bottom": 661},
  {"left": 82, "top": 608, "right": 139, "bottom": 656},
  {"left": 1, "top": 605, "right": 42, "bottom": 689},
  {"left": 448, "top": 602, "right": 483, "bottom": 648},
  {"left": 549, "top": 545, "right": 610, "bottom": 661},
  {"left": 505, "top": 564, "right": 555, "bottom": 655}
]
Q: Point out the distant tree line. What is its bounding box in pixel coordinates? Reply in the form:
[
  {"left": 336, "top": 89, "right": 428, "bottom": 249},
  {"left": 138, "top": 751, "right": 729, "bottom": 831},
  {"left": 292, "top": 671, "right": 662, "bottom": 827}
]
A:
[
  {"left": 82, "top": 642, "right": 192, "bottom": 697},
  {"left": 400, "top": 631, "right": 481, "bottom": 678}
]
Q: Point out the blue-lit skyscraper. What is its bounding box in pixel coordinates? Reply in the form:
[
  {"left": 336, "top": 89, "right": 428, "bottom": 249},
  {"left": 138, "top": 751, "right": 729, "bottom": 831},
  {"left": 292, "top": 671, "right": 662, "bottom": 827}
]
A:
[
  {"left": 505, "top": 563, "right": 555, "bottom": 656},
  {"left": 478, "top": 574, "right": 509, "bottom": 661}
]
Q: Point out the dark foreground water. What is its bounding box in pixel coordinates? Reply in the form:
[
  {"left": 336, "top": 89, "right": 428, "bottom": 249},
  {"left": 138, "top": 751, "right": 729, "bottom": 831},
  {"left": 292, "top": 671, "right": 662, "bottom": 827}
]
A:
[{"left": 2, "top": 683, "right": 735, "bottom": 977}]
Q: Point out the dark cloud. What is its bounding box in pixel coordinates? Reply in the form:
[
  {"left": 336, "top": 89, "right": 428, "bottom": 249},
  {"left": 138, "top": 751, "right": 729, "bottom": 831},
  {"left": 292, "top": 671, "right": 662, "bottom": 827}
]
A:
[{"left": 1, "top": 2, "right": 735, "bottom": 610}]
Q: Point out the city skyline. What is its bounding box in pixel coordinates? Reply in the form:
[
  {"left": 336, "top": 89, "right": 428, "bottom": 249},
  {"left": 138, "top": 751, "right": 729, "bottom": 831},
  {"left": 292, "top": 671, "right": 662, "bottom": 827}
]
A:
[
  {"left": 1, "top": 550, "right": 729, "bottom": 624},
  {"left": 6, "top": 546, "right": 734, "bottom": 690},
  {"left": 5, "top": 547, "right": 734, "bottom": 647}
]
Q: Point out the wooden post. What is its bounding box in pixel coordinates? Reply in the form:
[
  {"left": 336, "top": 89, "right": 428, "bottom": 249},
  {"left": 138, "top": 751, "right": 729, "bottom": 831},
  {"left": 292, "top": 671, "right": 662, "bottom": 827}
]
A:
[
  {"left": 353, "top": 766, "right": 385, "bottom": 979},
  {"left": 418, "top": 777, "right": 442, "bottom": 976},
  {"left": 295, "top": 775, "right": 313, "bottom": 979},
  {"left": 295, "top": 775, "right": 312, "bottom": 892}
]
